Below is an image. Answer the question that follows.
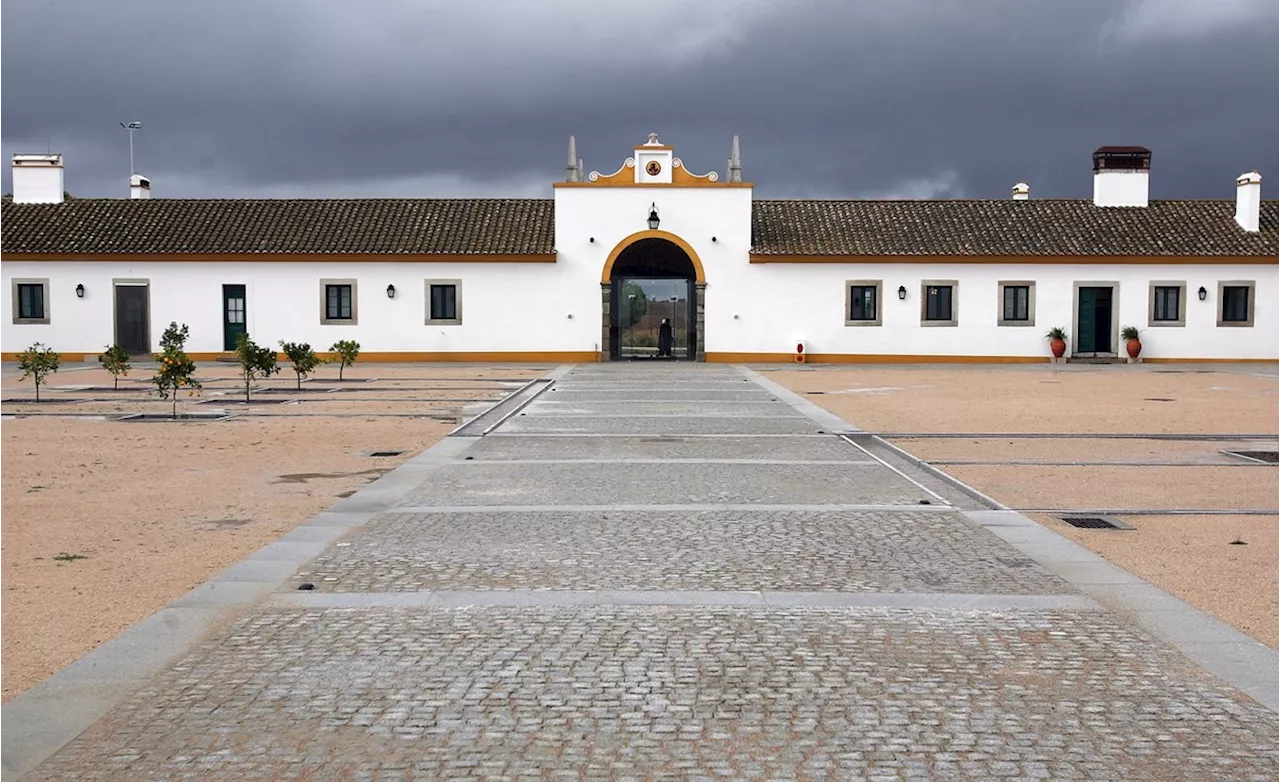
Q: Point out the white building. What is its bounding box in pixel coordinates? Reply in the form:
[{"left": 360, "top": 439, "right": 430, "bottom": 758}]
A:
[{"left": 3, "top": 135, "right": 1276, "bottom": 363}]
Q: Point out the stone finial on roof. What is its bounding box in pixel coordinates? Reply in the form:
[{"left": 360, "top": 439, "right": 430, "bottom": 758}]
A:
[{"left": 728, "top": 136, "right": 742, "bottom": 183}]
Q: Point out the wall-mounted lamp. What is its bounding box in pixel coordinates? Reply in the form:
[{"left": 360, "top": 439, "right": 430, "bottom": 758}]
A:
[
  {"left": 566, "top": 312, "right": 574, "bottom": 319},
  {"left": 897, "top": 285, "right": 907, "bottom": 300},
  {"left": 1198, "top": 286, "right": 1207, "bottom": 301},
  {"left": 589, "top": 237, "right": 595, "bottom": 243},
  {"left": 647, "top": 202, "right": 660, "bottom": 230},
  {"left": 386, "top": 284, "right": 396, "bottom": 299},
  {"left": 711, "top": 236, "right": 717, "bottom": 243},
  {"left": 75, "top": 284, "right": 85, "bottom": 298}
]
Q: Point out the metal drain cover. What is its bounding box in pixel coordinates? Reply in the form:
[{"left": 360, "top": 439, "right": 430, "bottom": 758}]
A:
[
  {"left": 1060, "top": 515, "right": 1133, "bottom": 530},
  {"left": 369, "top": 450, "right": 406, "bottom": 457}
]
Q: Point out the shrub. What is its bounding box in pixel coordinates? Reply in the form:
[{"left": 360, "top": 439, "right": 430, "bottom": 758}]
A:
[
  {"left": 234, "top": 332, "right": 279, "bottom": 402},
  {"left": 100, "top": 344, "right": 131, "bottom": 390},
  {"left": 329, "top": 339, "right": 361, "bottom": 380},
  {"left": 151, "top": 322, "right": 201, "bottom": 418},
  {"left": 280, "top": 341, "right": 321, "bottom": 390},
  {"left": 17, "top": 343, "right": 60, "bottom": 402}
]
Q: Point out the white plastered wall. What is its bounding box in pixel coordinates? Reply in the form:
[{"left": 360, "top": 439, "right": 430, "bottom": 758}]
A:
[
  {"left": 709, "top": 262, "right": 1278, "bottom": 360},
  {"left": 1, "top": 260, "right": 601, "bottom": 355}
]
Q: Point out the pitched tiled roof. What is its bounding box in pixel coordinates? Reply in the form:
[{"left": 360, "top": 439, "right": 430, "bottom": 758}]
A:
[
  {"left": 3, "top": 196, "right": 1275, "bottom": 258},
  {"left": 750, "top": 199, "right": 1278, "bottom": 257},
  {"left": 0, "top": 198, "right": 555, "bottom": 255}
]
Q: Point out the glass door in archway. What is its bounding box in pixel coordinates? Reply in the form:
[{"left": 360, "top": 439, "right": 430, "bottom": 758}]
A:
[{"left": 614, "top": 277, "right": 694, "bottom": 360}]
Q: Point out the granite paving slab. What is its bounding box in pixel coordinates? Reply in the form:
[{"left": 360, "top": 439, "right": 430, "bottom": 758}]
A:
[
  {"left": 520, "top": 400, "right": 801, "bottom": 417},
  {"left": 497, "top": 414, "right": 825, "bottom": 435},
  {"left": 289, "top": 509, "right": 1073, "bottom": 594},
  {"left": 545, "top": 388, "right": 778, "bottom": 402},
  {"left": 27, "top": 606, "right": 1277, "bottom": 782},
  {"left": 464, "top": 434, "right": 866, "bottom": 461},
  {"left": 395, "top": 462, "right": 936, "bottom": 507}
]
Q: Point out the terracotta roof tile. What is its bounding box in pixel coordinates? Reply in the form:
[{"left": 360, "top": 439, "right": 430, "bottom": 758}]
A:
[
  {"left": 750, "top": 199, "right": 1278, "bottom": 257},
  {"left": 3, "top": 196, "right": 1275, "bottom": 258},
  {"left": 0, "top": 198, "right": 555, "bottom": 255}
]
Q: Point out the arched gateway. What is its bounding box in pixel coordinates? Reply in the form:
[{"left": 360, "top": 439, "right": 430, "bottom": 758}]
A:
[{"left": 600, "top": 230, "right": 706, "bottom": 361}]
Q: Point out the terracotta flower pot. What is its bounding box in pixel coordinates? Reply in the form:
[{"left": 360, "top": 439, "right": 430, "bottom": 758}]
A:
[
  {"left": 1050, "top": 338, "right": 1066, "bottom": 358},
  {"left": 1126, "top": 339, "right": 1142, "bottom": 359}
]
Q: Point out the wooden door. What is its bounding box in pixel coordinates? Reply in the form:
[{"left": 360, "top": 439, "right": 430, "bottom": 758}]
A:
[
  {"left": 222, "top": 284, "right": 247, "bottom": 350},
  {"left": 114, "top": 284, "right": 150, "bottom": 355}
]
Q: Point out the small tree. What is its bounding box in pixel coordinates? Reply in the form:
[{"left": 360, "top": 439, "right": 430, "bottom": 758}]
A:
[
  {"left": 235, "top": 332, "right": 279, "bottom": 402},
  {"left": 329, "top": 339, "right": 361, "bottom": 380},
  {"left": 151, "top": 322, "right": 201, "bottom": 418},
  {"left": 17, "top": 343, "right": 60, "bottom": 401},
  {"left": 100, "top": 344, "right": 132, "bottom": 390},
  {"left": 280, "top": 341, "right": 320, "bottom": 390}
]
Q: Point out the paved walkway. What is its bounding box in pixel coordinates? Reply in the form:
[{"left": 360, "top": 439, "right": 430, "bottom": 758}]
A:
[{"left": 5, "top": 364, "right": 1278, "bottom": 780}]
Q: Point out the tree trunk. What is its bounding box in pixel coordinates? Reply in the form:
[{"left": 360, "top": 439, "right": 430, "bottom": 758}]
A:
[
  {"left": 172, "top": 393, "right": 178, "bottom": 419},
  {"left": 245, "top": 372, "right": 251, "bottom": 403},
  {"left": 297, "top": 371, "right": 302, "bottom": 390},
  {"left": 35, "top": 380, "right": 41, "bottom": 402},
  {"left": 114, "top": 374, "right": 119, "bottom": 390},
  {"left": 339, "top": 363, "right": 345, "bottom": 381}
]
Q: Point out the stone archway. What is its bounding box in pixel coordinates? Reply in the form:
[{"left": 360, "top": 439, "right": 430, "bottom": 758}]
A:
[{"left": 600, "top": 231, "right": 706, "bottom": 362}]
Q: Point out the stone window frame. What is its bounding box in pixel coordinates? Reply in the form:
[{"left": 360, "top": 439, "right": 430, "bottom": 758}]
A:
[
  {"left": 320, "top": 279, "right": 358, "bottom": 325},
  {"left": 920, "top": 279, "right": 958, "bottom": 327},
  {"left": 996, "top": 280, "right": 1036, "bottom": 327},
  {"left": 1147, "top": 280, "right": 1186, "bottom": 327},
  {"left": 11, "top": 278, "right": 51, "bottom": 325},
  {"left": 1217, "top": 280, "right": 1255, "bottom": 328},
  {"left": 425, "top": 279, "right": 463, "bottom": 326},
  {"left": 844, "top": 279, "right": 882, "bottom": 327}
]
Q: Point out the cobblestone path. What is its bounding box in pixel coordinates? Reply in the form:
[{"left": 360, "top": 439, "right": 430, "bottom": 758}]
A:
[{"left": 15, "top": 365, "right": 1279, "bottom": 780}]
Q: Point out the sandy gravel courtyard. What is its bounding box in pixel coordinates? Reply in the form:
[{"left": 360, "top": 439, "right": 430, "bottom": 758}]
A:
[
  {"left": 766, "top": 362, "right": 1279, "bottom": 649},
  {"left": 1, "top": 362, "right": 545, "bottom": 702}
]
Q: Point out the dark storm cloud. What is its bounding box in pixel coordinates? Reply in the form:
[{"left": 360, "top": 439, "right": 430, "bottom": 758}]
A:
[{"left": 3, "top": 0, "right": 1276, "bottom": 199}]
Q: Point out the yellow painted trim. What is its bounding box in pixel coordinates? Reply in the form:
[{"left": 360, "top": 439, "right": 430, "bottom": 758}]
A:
[
  {"left": 3, "top": 253, "right": 557, "bottom": 263},
  {"left": 1141, "top": 357, "right": 1279, "bottom": 364},
  {"left": 706, "top": 352, "right": 1047, "bottom": 364},
  {"left": 601, "top": 230, "right": 706, "bottom": 283},
  {"left": 705, "top": 353, "right": 1280, "bottom": 365},
  {"left": 748, "top": 254, "right": 1278, "bottom": 265},
  {"left": 554, "top": 181, "right": 752, "bottom": 189},
  {"left": 181, "top": 351, "right": 598, "bottom": 363}
]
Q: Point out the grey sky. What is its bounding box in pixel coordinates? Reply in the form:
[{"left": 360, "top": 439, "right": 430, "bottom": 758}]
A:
[{"left": 3, "top": 0, "right": 1277, "bottom": 200}]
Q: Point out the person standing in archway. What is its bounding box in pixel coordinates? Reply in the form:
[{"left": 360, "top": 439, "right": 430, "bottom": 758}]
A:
[{"left": 658, "top": 318, "right": 673, "bottom": 358}]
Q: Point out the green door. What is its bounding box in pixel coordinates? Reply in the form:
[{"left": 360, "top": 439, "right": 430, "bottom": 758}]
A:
[
  {"left": 222, "top": 284, "right": 246, "bottom": 351},
  {"left": 1077, "top": 288, "right": 1098, "bottom": 353},
  {"left": 1077, "top": 286, "right": 1113, "bottom": 355}
]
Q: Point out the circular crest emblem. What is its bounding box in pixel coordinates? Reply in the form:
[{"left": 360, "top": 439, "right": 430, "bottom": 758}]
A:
[{"left": 646, "top": 160, "right": 662, "bottom": 176}]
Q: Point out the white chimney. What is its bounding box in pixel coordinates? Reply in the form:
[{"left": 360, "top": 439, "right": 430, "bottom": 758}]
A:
[
  {"left": 130, "top": 173, "right": 151, "bottom": 199},
  {"left": 1235, "top": 171, "right": 1261, "bottom": 232},
  {"left": 11, "top": 154, "right": 65, "bottom": 204},
  {"left": 1011, "top": 182, "right": 1030, "bottom": 200},
  {"left": 1092, "top": 146, "right": 1150, "bottom": 207}
]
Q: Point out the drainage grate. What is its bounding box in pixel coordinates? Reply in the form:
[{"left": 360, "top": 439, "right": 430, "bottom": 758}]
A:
[
  {"left": 369, "top": 450, "right": 405, "bottom": 457},
  {"left": 1224, "top": 450, "right": 1279, "bottom": 464},
  {"left": 1060, "top": 515, "right": 1131, "bottom": 530}
]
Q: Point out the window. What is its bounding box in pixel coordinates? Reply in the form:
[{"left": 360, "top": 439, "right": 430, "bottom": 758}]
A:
[
  {"left": 1148, "top": 281, "right": 1185, "bottom": 327},
  {"left": 844, "top": 280, "right": 882, "bottom": 326},
  {"left": 921, "top": 280, "right": 957, "bottom": 326},
  {"left": 319, "top": 279, "right": 358, "bottom": 325},
  {"left": 997, "top": 281, "right": 1035, "bottom": 326},
  {"left": 1218, "top": 281, "right": 1254, "bottom": 327},
  {"left": 11, "top": 279, "right": 50, "bottom": 324},
  {"left": 425, "top": 280, "right": 463, "bottom": 325}
]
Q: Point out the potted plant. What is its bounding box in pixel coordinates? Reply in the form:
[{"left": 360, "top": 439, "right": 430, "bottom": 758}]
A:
[
  {"left": 1045, "top": 327, "right": 1068, "bottom": 359},
  {"left": 1121, "top": 325, "right": 1142, "bottom": 360}
]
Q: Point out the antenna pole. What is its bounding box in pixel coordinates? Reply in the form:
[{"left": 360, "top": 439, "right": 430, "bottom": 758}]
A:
[{"left": 129, "top": 129, "right": 135, "bottom": 175}]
